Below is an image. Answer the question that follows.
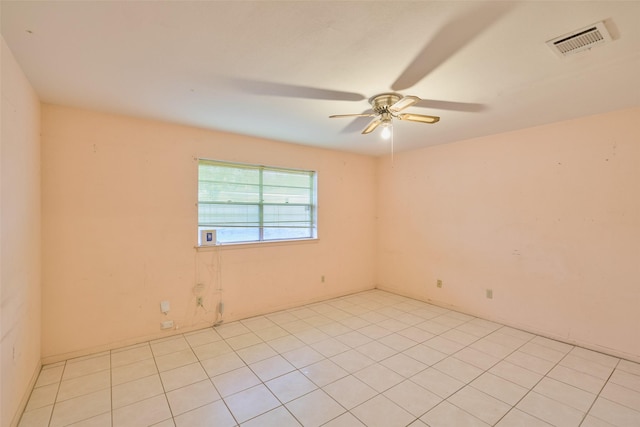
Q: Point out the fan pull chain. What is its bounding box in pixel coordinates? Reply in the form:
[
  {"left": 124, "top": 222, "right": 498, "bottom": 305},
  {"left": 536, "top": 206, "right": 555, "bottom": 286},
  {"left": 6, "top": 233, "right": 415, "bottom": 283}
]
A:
[{"left": 390, "top": 124, "right": 395, "bottom": 166}]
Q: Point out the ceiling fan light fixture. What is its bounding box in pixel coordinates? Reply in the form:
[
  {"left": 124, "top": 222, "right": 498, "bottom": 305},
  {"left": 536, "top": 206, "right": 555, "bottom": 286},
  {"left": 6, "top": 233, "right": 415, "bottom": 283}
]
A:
[{"left": 381, "top": 121, "right": 392, "bottom": 140}]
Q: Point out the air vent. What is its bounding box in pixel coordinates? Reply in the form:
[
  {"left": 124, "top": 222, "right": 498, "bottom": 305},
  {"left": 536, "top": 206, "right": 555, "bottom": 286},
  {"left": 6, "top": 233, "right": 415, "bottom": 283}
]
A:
[{"left": 546, "top": 21, "right": 613, "bottom": 57}]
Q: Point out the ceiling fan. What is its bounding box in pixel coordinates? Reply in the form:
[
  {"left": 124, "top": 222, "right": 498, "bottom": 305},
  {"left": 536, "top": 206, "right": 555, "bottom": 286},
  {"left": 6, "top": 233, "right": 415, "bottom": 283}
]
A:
[
  {"left": 227, "top": 4, "right": 510, "bottom": 139},
  {"left": 329, "top": 92, "right": 440, "bottom": 137}
]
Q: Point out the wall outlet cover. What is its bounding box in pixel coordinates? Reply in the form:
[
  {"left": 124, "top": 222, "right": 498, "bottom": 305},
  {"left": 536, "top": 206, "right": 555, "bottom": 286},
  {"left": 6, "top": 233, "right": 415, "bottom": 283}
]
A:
[{"left": 161, "top": 320, "right": 174, "bottom": 329}]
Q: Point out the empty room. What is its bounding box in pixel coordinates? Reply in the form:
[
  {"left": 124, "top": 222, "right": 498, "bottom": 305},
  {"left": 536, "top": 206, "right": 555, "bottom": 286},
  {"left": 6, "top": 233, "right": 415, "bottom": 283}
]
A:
[{"left": 1, "top": 1, "right": 639, "bottom": 426}]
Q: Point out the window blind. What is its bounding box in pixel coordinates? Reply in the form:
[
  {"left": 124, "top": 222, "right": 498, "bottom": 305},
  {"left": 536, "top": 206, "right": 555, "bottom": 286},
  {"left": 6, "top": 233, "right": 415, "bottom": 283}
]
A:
[{"left": 198, "top": 159, "right": 317, "bottom": 244}]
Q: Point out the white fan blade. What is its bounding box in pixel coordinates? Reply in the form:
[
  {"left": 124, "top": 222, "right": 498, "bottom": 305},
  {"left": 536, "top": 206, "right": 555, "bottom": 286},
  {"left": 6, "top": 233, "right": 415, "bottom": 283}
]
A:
[
  {"left": 362, "top": 117, "right": 383, "bottom": 134},
  {"left": 397, "top": 113, "right": 440, "bottom": 124},
  {"left": 329, "top": 113, "right": 376, "bottom": 119},
  {"left": 389, "top": 95, "right": 421, "bottom": 112}
]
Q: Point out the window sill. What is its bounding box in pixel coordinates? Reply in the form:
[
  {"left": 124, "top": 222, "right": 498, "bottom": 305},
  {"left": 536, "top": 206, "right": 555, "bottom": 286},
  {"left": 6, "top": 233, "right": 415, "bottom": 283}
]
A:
[{"left": 195, "top": 237, "right": 319, "bottom": 251}]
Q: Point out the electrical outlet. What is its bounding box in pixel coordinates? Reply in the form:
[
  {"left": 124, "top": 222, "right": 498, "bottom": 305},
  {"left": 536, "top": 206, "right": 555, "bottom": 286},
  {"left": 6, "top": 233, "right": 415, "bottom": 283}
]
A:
[
  {"left": 436, "top": 279, "right": 443, "bottom": 288},
  {"left": 196, "top": 296, "right": 203, "bottom": 306},
  {"left": 161, "top": 320, "right": 174, "bottom": 329},
  {"left": 486, "top": 289, "right": 493, "bottom": 299}
]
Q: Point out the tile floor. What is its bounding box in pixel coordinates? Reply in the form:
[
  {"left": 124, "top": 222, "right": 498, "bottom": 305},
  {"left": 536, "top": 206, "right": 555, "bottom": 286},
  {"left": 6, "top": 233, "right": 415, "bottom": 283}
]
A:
[{"left": 18, "top": 290, "right": 640, "bottom": 427}]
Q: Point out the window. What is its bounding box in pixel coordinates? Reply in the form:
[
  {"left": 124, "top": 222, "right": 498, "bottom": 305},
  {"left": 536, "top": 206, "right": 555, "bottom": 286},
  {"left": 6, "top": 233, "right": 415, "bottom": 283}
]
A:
[{"left": 198, "top": 159, "right": 317, "bottom": 244}]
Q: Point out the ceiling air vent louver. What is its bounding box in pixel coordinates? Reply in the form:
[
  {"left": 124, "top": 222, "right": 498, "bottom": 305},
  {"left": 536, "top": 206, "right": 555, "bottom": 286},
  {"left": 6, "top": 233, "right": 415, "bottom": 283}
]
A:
[{"left": 546, "top": 21, "right": 613, "bottom": 57}]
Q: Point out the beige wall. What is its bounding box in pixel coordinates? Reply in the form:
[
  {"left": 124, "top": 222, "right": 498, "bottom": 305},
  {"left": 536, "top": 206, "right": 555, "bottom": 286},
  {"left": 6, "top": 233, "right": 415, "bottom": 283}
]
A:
[
  {"left": 377, "top": 107, "right": 640, "bottom": 361},
  {"left": 41, "top": 104, "right": 377, "bottom": 361},
  {"left": 1, "top": 38, "right": 42, "bottom": 426}
]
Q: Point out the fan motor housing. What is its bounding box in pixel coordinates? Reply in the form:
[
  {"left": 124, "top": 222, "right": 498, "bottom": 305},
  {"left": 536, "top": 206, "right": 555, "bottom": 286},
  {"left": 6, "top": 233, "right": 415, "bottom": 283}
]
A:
[{"left": 369, "top": 93, "right": 402, "bottom": 113}]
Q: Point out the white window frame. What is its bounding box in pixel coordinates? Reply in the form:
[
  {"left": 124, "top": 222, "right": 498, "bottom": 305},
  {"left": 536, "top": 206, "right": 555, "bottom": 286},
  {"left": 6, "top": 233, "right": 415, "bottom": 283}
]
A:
[{"left": 197, "top": 159, "right": 317, "bottom": 246}]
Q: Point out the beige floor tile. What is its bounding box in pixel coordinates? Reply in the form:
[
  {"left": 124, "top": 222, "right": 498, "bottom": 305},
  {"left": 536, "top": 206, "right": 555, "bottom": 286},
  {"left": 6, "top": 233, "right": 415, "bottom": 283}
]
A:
[
  {"left": 250, "top": 354, "right": 295, "bottom": 382},
  {"left": 111, "top": 357, "right": 158, "bottom": 386},
  {"left": 282, "top": 345, "right": 324, "bottom": 368},
  {"left": 150, "top": 336, "right": 190, "bottom": 357},
  {"left": 224, "top": 384, "right": 280, "bottom": 423},
  {"left": 57, "top": 370, "right": 111, "bottom": 402},
  {"left": 212, "top": 366, "right": 261, "bottom": 397},
  {"left": 358, "top": 324, "right": 394, "bottom": 340},
  {"left": 383, "top": 379, "right": 441, "bottom": 416},
  {"left": 112, "top": 374, "right": 164, "bottom": 409},
  {"left": 609, "top": 368, "right": 640, "bottom": 393},
  {"left": 214, "top": 321, "right": 251, "bottom": 338},
  {"left": 533, "top": 377, "right": 597, "bottom": 412},
  {"left": 183, "top": 328, "right": 222, "bottom": 347},
  {"left": 25, "top": 383, "right": 58, "bottom": 411},
  {"left": 266, "top": 370, "right": 318, "bottom": 403},
  {"left": 587, "top": 397, "right": 640, "bottom": 426},
  {"left": 150, "top": 419, "right": 175, "bottom": 427},
  {"left": 351, "top": 394, "right": 415, "bottom": 427},
  {"left": 35, "top": 365, "right": 65, "bottom": 388},
  {"left": 192, "top": 339, "right": 233, "bottom": 361},
  {"left": 560, "top": 354, "right": 616, "bottom": 380},
  {"left": 112, "top": 394, "right": 172, "bottom": 427},
  {"left": 50, "top": 389, "right": 111, "bottom": 427},
  {"left": 471, "top": 372, "right": 529, "bottom": 406},
  {"left": 173, "top": 400, "right": 235, "bottom": 427},
  {"left": 310, "top": 337, "right": 351, "bottom": 358},
  {"left": 495, "top": 409, "right": 553, "bottom": 426},
  {"left": 355, "top": 340, "right": 396, "bottom": 362},
  {"left": 226, "top": 332, "right": 263, "bottom": 350},
  {"left": 403, "top": 343, "right": 448, "bottom": 366},
  {"left": 580, "top": 414, "right": 617, "bottom": 426},
  {"left": 199, "top": 351, "right": 246, "bottom": 378},
  {"left": 618, "top": 359, "right": 640, "bottom": 376},
  {"left": 505, "top": 350, "right": 556, "bottom": 375},
  {"left": 421, "top": 401, "right": 489, "bottom": 427},
  {"left": 380, "top": 352, "right": 428, "bottom": 378},
  {"left": 449, "top": 385, "right": 512, "bottom": 425},
  {"left": 300, "top": 358, "right": 348, "bottom": 387},
  {"left": 66, "top": 411, "right": 111, "bottom": 427},
  {"left": 110, "top": 344, "right": 153, "bottom": 368},
  {"left": 600, "top": 381, "right": 640, "bottom": 412},
  {"left": 240, "top": 406, "right": 301, "bottom": 427},
  {"left": 411, "top": 367, "right": 465, "bottom": 398},
  {"left": 254, "top": 325, "right": 290, "bottom": 341},
  {"left": 424, "top": 336, "right": 465, "bottom": 355},
  {"left": 62, "top": 355, "right": 110, "bottom": 381},
  {"left": 155, "top": 348, "right": 198, "bottom": 372},
  {"left": 518, "top": 342, "right": 566, "bottom": 364},
  {"left": 454, "top": 347, "right": 500, "bottom": 371},
  {"left": 235, "top": 342, "right": 277, "bottom": 364},
  {"left": 322, "top": 375, "right": 377, "bottom": 409},
  {"left": 469, "top": 338, "right": 514, "bottom": 359},
  {"left": 317, "top": 322, "right": 352, "bottom": 337},
  {"left": 516, "top": 391, "right": 585, "bottom": 426},
  {"left": 568, "top": 347, "right": 619, "bottom": 368},
  {"left": 166, "top": 379, "right": 220, "bottom": 416},
  {"left": 335, "top": 330, "right": 373, "bottom": 348},
  {"left": 546, "top": 364, "right": 606, "bottom": 393},
  {"left": 240, "top": 315, "right": 277, "bottom": 332},
  {"left": 354, "top": 363, "right": 404, "bottom": 392},
  {"left": 160, "top": 361, "right": 209, "bottom": 391},
  {"left": 266, "top": 335, "right": 306, "bottom": 353},
  {"left": 433, "top": 357, "right": 483, "bottom": 383},
  {"left": 490, "top": 360, "right": 543, "bottom": 389},
  {"left": 295, "top": 327, "right": 331, "bottom": 345},
  {"left": 18, "top": 405, "right": 53, "bottom": 427},
  {"left": 330, "top": 349, "right": 375, "bottom": 373},
  {"left": 316, "top": 411, "right": 366, "bottom": 427},
  {"left": 286, "top": 389, "right": 346, "bottom": 427},
  {"left": 440, "top": 329, "right": 478, "bottom": 346}
]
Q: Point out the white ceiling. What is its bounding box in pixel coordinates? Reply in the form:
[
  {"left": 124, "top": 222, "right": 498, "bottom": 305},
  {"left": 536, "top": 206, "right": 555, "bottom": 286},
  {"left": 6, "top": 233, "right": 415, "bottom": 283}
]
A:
[{"left": 2, "top": 1, "right": 639, "bottom": 156}]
